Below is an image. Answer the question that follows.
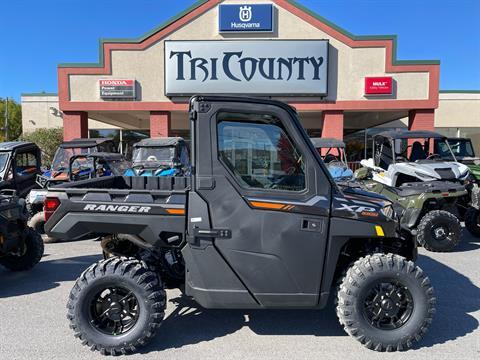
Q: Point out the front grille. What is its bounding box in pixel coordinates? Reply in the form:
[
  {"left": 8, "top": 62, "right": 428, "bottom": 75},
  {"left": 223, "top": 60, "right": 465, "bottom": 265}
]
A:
[{"left": 434, "top": 168, "right": 456, "bottom": 180}]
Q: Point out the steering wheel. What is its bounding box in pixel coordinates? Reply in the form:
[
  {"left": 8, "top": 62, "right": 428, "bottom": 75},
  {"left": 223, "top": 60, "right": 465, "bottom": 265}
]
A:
[
  {"left": 426, "top": 154, "right": 442, "bottom": 160},
  {"left": 324, "top": 154, "right": 339, "bottom": 163},
  {"left": 396, "top": 155, "right": 408, "bottom": 162}
]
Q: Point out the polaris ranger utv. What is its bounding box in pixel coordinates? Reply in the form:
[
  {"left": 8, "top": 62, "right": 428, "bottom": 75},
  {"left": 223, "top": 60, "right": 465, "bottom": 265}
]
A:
[{"left": 45, "top": 96, "right": 435, "bottom": 354}]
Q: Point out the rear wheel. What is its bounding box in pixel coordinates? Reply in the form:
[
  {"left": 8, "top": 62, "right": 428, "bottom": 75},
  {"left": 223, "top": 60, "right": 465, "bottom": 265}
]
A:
[
  {"left": 67, "top": 257, "right": 166, "bottom": 355},
  {"left": 416, "top": 210, "right": 461, "bottom": 252},
  {"left": 337, "top": 253, "right": 435, "bottom": 351},
  {"left": 0, "top": 229, "right": 44, "bottom": 271},
  {"left": 465, "top": 207, "right": 480, "bottom": 238}
]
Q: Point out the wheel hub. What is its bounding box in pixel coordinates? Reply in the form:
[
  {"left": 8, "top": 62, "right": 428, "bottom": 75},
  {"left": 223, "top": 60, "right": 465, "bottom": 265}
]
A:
[
  {"left": 363, "top": 281, "right": 414, "bottom": 330},
  {"left": 434, "top": 226, "right": 447, "bottom": 240},
  {"left": 89, "top": 286, "right": 139, "bottom": 335}
]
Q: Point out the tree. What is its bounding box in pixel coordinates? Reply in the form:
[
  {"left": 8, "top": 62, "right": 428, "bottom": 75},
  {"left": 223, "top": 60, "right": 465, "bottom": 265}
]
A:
[
  {"left": 21, "top": 128, "right": 64, "bottom": 167},
  {"left": 0, "top": 98, "right": 22, "bottom": 141}
]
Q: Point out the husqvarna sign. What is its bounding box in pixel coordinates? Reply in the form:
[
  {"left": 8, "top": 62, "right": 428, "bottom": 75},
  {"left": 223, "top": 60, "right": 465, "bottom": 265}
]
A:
[
  {"left": 219, "top": 4, "right": 273, "bottom": 32},
  {"left": 164, "top": 40, "right": 329, "bottom": 96}
]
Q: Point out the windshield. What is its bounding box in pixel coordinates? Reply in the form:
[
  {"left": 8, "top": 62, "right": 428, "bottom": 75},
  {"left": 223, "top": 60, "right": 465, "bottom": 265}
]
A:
[
  {"left": 0, "top": 152, "right": 10, "bottom": 178},
  {"left": 132, "top": 147, "right": 176, "bottom": 165},
  {"left": 443, "top": 139, "right": 475, "bottom": 158},
  {"left": 52, "top": 147, "right": 96, "bottom": 171}
]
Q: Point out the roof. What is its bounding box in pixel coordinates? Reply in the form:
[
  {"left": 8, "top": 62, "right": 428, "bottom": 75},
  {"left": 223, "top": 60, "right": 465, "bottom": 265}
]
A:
[
  {"left": 310, "top": 137, "right": 345, "bottom": 148},
  {"left": 0, "top": 141, "right": 37, "bottom": 151},
  {"left": 60, "top": 138, "right": 114, "bottom": 148},
  {"left": 134, "top": 137, "right": 185, "bottom": 148},
  {"left": 375, "top": 130, "right": 446, "bottom": 140}
]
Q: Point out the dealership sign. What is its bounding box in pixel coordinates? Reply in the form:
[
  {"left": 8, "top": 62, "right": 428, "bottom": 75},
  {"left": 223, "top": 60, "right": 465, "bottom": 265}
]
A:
[
  {"left": 219, "top": 4, "right": 273, "bottom": 32},
  {"left": 99, "top": 79, "right": 136, "bottom": 99},
  {"left": 364, "top": 77, "right": 393, "bottom": 95},
  {"left": 165, "top": 40, "right": 328, "bottom": 96}
]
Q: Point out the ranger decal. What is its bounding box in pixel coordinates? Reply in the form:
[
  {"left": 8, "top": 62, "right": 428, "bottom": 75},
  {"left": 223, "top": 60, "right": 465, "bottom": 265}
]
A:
[{"left": 83, "top": 204, "right": 152, "bottom": 213}]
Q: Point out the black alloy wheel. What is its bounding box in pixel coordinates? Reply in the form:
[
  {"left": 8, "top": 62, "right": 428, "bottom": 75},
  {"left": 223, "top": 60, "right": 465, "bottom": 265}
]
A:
[
  {"left": 89, "top": 286, "right": 140, "bottom": 336},
  {"left": 362, "top": 280, "right": 414, "bottom": 330},
  {"left": 416, "top": 210, "right": 461, "bottom": 252}
]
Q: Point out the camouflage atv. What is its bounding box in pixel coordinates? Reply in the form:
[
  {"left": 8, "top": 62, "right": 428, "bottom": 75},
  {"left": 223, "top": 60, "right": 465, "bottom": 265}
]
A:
[
  {"left": 354, "top": 169, "right": 465, "bottom": 252},
  {"left": 0, "top": 190, "right": 43, "bottom": 271}
]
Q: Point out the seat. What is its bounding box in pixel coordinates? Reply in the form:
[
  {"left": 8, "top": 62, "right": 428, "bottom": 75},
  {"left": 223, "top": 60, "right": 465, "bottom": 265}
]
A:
[{"left": 410, "top": 141, "right": 427, "bottom": 162}]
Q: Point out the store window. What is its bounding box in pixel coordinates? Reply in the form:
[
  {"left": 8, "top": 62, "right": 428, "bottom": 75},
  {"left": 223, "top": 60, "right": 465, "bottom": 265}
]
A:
[{"left": 217, "top": 112, "right": 305, "bottom": 192}]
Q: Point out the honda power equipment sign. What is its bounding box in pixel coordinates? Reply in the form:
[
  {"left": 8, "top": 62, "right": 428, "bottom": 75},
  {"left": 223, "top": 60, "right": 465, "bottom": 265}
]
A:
[
  {"left": 100, "top": 79, "right": 136, "bottom": 99},
  {"left": 165, "top": 40, "right": 329, "bottom": 96},
  {"left": 219, "top": 4, "right": 273, "bottom": 32}
]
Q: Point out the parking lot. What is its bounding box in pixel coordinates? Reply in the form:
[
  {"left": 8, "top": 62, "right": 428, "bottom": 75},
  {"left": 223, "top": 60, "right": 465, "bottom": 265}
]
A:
[{"left": 1, "top": 232, "right": 479, "bottom": 360}]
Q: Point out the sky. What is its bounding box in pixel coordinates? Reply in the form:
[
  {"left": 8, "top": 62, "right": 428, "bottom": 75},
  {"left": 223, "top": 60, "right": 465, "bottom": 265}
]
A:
[{"left": 1, "top": 0, "right": 479, "bottom": 101}]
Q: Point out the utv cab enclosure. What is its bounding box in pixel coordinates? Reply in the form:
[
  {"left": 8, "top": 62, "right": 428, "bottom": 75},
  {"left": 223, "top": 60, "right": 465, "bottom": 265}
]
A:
[
  {"left": 45, "top": 96, "right": 435, "bottom": 354},
  {"left": 0, "top": 141, "right": 41, "bottom": 197},
  {"left": 124, "top": 137, "right": 190, "bottom": 177}
]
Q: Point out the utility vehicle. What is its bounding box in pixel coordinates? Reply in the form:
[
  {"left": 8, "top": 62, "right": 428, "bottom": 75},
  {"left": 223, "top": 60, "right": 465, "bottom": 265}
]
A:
[
  {"left": 45, "top": 96, "right": 435, "bottom": 354},
  {"left": 28, "top": 152, "right": 127, "bottom": 243},
  {"left": 435, "top": 137, "right": 480, "bottom": 237},
  {"left": 310, "top": 137, "right": 353, "bottom": 180},
  {"left": 311, "top": 137, "right": 464, "bottom": 251},
  {"left": 354, "top": 172, "right": 464, "bottom": 252},
  {"left": 0, "top": 190, "right": 43, "bottom": 271},
  {"left": 0, "top": 141, "right": 42, "bottom": 197},
  {"left": 124, "top": 137, "right": 190, "bottom": 177},
  {"left": 361, "top": 130, "right": 470, "bottom": 187}
]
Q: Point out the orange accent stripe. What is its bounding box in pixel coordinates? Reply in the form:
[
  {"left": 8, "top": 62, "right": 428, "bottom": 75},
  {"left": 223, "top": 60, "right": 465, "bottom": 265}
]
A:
[
  {"left": 249, "top": 201, "right": 287, "bottom": 210},
  {"left": 165, "top": 208, "right": 185, "bottom": 215}
]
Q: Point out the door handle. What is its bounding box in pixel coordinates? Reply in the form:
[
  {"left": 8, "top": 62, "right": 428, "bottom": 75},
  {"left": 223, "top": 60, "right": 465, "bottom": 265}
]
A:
[
  {"left": 194, "top": 228, "right": 232, "bottom": 239},
  {"left": 301, "top": 219, "right": 324, "bottom": 233}
]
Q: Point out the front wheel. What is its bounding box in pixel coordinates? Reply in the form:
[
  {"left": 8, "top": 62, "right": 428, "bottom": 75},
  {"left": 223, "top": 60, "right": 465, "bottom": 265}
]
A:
[
  {"left": 465, "top": 207, "right": 480, "bottom": 238},
  {"left": 416, "top": 210, "right": 461, "bottom": 252},
  {"left": 337, "top": 253, "right": 435, "bottom": 352},
  {"left": 0, "top": 229, "right": 44, "bottom": 271},
  {"left": 67, "top": 257, "right": 166, "bottom": 355}
]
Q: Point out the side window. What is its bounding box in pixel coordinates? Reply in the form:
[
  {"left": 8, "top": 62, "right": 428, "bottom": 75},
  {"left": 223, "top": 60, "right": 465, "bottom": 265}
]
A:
[
  {"left": 217, "top": 112, "right": 306, "bottom": 192},
  {"left": 15, "top": 151, "right": 38, "bottom": 177}
]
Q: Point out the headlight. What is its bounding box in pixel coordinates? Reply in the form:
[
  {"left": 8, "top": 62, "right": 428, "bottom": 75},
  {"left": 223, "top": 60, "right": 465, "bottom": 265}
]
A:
[{"left": 381, "top": 204, "right": 395, "bottom": 220}]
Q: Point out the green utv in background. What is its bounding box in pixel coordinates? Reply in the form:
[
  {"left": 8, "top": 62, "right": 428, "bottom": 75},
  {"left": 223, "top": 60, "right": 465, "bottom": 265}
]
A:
[
  {"left": 356, "top": 167, "right": 464, "bottom": 251},
  {"left": 311, "top": 138, "right": 465, "bottom": 252},
  {"left": 436, "top": 137, "right": 480, "bottom": 237}
]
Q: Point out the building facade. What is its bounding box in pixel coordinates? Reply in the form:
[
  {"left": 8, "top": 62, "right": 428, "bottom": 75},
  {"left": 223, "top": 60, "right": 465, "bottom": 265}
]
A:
[{"left": 21, "top": 0, "right": 480, "bottom": 157}]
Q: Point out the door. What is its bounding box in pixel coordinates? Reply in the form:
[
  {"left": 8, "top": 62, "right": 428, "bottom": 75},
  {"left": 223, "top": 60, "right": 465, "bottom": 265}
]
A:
[
  {"left": 13, "top": 148, "right": 40, "bottom": 196},
  {"left": 191, "top": 99, "right": 332, "bottom": 307}
]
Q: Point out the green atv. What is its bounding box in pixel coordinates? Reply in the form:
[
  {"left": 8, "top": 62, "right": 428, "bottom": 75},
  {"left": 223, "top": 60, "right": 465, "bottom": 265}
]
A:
[
  {"left": 436, "top": 137, "right": 480, "bottom": 237},
  {"left": 355, "top": 168, "right": 465, "bottom": 252},
  {"left": 0, "top": 190, "right": 44, "bottom": 271}
]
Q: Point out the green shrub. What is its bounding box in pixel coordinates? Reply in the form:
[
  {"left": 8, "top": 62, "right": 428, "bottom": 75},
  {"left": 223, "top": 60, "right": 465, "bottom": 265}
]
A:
[{"left": 21, "top": 128, "right": 63, "bottom": 167}]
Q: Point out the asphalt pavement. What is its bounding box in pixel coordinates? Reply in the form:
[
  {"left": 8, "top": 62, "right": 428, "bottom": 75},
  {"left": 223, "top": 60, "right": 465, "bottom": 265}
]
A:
[{"left": 0, "top": 232, "right": 479, "bottom": 360}]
